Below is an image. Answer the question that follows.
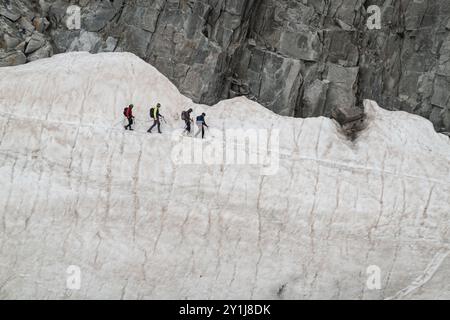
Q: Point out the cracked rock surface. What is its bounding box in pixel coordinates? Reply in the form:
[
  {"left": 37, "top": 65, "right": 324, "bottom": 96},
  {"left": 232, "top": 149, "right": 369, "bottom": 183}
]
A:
[
  {"left": 1, "top": 1, "right": 450, "bottom": 132},
  {"left": 0, "top": 52, "right": 449, "bottom": 299}
]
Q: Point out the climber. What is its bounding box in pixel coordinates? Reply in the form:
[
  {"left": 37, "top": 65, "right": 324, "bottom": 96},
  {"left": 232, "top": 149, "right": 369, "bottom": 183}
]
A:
[
  {"left": 148, "top": 103, "right": 164, "bottom": 134},
  {"left": 181, "top": 108, "right": 194, "bottom": 135},
  {"left": 194, "top": 113, "right": 209, "bottom": 139},
  {"left": 123, "top": 104, "right": 135, "bottom": 131}
]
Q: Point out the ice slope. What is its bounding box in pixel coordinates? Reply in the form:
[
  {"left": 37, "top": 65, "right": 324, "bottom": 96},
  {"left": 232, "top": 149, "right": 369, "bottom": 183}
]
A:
[{"left": 0, "top": 52, "right": 449, "bottom": 299}]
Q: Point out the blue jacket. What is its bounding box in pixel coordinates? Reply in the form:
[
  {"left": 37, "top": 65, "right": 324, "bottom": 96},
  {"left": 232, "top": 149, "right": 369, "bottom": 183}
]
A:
[{"left": 196, "top": 115, "right": 207, "bottom": 127}]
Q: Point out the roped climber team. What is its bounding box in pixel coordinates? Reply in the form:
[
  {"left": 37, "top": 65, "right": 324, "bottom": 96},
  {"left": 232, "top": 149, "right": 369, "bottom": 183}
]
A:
[{"left": 122, "top": 103, "right": 209, "bottom": 139}]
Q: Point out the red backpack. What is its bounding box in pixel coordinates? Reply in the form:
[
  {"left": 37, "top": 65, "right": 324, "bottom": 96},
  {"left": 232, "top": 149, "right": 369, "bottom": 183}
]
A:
[{"left": 123, "top": 107, "right": 132, "bottom": 118}]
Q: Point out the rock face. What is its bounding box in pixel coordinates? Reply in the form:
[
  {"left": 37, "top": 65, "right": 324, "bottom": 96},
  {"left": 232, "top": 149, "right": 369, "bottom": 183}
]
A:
[
  {"left": 0, "top": 0, "right": 53, "bottom": 63},
  {"left": 360, "top": 0, "right": 450, "bottom": 134},
  {"left": 1, "top": 0, "right": 450, "bottom": 132}
]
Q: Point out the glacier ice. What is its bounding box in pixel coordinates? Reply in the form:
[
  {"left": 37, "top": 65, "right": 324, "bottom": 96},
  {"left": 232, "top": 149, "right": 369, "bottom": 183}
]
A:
[{"left": 0, "top": 52, "right": 449, "bottom": 299}]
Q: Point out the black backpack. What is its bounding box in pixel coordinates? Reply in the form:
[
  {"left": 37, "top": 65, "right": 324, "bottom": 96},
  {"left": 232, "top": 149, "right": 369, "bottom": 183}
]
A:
[
  {"left": 150, "top": 108, "right": 155, "bottom": 119},
  {"left": 181, "top": 111, "right": 188, "bottom": 121}
]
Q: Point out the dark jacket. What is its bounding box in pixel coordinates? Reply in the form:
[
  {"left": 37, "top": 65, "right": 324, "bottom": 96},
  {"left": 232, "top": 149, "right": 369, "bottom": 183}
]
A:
[
  {"left": 124, "top": 107, "right": 133, "bottom": 118},
  {"left": 182, "top": 110, "right": 192, "bottom": 122},
  {"left": 196, "top": 115, "right": 207, "bottom": 126}
]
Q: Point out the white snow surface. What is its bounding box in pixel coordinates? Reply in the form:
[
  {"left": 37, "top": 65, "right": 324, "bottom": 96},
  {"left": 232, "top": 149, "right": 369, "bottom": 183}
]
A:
[{"left": 0, "top": 52, "right": 449, "bottom": 299}]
